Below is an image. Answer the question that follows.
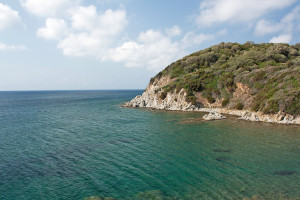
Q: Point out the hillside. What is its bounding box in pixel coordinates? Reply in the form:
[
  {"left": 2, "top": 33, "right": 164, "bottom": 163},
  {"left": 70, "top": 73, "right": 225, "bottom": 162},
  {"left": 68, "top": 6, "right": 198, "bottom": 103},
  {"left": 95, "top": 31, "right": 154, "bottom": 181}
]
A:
[{"left": 125, "top": 42, "right": 300, "bottom": 124}]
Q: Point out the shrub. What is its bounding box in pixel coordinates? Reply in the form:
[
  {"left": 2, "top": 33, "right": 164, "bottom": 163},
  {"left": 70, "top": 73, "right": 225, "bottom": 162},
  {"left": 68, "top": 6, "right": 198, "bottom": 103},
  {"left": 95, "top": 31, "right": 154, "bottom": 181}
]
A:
[
  {"left": 207, "top": 96, "right": 216, "bottom": 104},
  {"left": 186, "top": 96, "right": 197, "bottom": 105},
  {"left": 251, "top": 102, "right": 261, "bottom": 112},
  {"left": 235, "top": 102, "right": 244, "bottom": 110},
  {"left": 150, "top": 77, "right": 155, "bottom": 84},
  {"left": 286, "top": 96, "right": 300, "bottom": 115},
  {"left": 160, "top": 92, "right": 167, "bottom": 100},
  {"left": 263, "top": 100, "right": 279, "bottom": 114},
  {"left": 252, "top": 70, "right": 265, "bottom": 81},
  {"left": 222, "top": 98, "right": 230, "bottom": 106}
]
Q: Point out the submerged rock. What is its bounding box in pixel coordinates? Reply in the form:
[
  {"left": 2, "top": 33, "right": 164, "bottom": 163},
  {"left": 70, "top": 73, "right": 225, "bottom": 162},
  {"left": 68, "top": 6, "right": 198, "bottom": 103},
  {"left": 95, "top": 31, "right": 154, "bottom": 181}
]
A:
[
  {"left": 213, "top": 149, "right": 231, "bottom": 153},
  {"left": 84, "top": 196, "right": 116, "bottom": 200},
  {"left": 216, "top": 156, "right": 230, "bottom": 162},
  {"left": 134, "top": 190, "right": 166, "bottom": 200},
  {"left": 202, "top": 112, "right": 226, "bottom": 121},
  {"left": 273, "top": 170, "right": 296, "bottom": 176}
]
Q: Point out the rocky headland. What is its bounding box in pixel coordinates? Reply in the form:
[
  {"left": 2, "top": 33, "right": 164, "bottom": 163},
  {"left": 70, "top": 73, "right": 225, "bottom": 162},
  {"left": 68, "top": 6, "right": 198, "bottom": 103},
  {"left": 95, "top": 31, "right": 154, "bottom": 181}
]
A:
[{"left": 124, "top": 42, "right": 300, "bottom": 125}]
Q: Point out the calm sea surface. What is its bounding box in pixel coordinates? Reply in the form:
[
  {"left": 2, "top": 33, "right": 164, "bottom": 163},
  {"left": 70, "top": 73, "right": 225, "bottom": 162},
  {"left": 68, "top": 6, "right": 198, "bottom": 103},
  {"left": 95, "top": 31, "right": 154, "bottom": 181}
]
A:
[{"left": 0, "top": 90, "right": 299, "bottom": 200}]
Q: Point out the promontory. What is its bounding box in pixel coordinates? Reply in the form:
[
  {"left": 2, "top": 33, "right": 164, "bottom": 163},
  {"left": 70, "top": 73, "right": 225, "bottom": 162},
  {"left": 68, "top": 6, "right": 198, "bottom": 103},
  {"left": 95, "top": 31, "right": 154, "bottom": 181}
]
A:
[{"left": 124, "top": 42, "right": 300, "bottom": 124}]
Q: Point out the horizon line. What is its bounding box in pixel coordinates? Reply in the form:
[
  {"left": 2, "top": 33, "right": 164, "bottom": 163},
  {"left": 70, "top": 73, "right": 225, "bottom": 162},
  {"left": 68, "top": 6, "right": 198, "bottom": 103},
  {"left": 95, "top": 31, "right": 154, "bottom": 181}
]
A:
[{"left": 0, "top": 89, "right": 144, "bottom": 92}]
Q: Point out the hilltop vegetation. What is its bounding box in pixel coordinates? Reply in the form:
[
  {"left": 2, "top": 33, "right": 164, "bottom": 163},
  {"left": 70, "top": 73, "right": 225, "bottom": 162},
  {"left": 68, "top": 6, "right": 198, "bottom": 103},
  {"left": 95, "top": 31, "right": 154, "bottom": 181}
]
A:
[{"left": 151, "top": 42, "right": 300, "bottom": 116}]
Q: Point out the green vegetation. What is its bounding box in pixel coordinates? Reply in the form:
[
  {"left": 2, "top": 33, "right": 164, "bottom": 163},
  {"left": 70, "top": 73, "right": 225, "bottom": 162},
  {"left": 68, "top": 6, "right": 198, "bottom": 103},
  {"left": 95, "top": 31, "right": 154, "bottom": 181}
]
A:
[
  {"left": 222, "top": 98, "right": 230, "bottom": 107},
  {"left": 235, "top": 102, "right": 244, "bottom": 110},
  {"left": 151, "top": 42, "right": 300, "bottom": 116}
]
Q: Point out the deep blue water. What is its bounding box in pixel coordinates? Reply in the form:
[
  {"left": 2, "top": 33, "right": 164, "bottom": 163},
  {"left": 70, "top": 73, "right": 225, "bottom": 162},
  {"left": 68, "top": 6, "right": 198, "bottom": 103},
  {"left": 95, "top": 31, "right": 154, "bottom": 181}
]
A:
[{"left": 0, "top": 90, "right": 299, "bottom": 200}]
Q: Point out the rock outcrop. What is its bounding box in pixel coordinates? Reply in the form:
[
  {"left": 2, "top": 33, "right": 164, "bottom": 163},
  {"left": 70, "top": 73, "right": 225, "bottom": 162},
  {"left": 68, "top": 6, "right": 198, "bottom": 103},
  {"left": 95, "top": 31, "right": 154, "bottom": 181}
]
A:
[
  {"left": 124, "top": 80, "right": 300, "bottom": 125},
  {"left": 203, "top": 112, "right": 226, "bottom": 120},
  {"left": 124, "top": 76, "right": 196, "bottom": 111}
]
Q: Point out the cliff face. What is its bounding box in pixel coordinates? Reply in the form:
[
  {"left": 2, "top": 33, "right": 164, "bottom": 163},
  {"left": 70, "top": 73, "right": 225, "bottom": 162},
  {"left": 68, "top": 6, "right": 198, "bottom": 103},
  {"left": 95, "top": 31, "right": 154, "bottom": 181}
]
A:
[
  {"left": 125, "top": 77, "right": 300, "bottom": 124},
  {"left": 125, "top": 42, "right": 300, "bottom": 124},
  {"left": 124, "top": 76, "right": 195, "bottom": 111}
]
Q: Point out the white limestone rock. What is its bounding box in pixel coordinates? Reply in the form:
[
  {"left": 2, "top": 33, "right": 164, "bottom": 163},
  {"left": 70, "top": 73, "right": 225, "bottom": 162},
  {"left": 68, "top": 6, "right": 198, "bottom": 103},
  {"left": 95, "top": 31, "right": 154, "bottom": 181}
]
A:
[{"left": 203, "top": 112, "right": 226, "bottom": 121}]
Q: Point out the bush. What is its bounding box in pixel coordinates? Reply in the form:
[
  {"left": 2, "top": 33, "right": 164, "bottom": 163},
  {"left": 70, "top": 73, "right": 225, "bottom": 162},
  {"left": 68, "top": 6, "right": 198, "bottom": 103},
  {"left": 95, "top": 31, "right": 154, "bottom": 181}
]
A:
[
  {"left": 150, "top": 77, "right": 155, "bottom": 84},
  {"left": 263, "top": 100, "right": 279, "bottom": 114},
  {"left": 235, "top": 102, "right": 244, "bottom": 110},
  {"left": 186, "top": 96, "right": 197, "bottom": 105},
  {"left": 222, "top": 98, "right": 230, "bottom": 106},
  {"left": 286, "top": 96, "right": 300, "bottom": 115},
  {"left": 160, "top": 92, "right": 167, "bottom": 100},
  {"left": 252, "top": 70, "right": 265, "bottom": 81},
  {"left": 251, "top": 102, "right": 261, "bottom": 112},
  {"left": 207, "top": 96, "right": 216, "bottom": 104}
]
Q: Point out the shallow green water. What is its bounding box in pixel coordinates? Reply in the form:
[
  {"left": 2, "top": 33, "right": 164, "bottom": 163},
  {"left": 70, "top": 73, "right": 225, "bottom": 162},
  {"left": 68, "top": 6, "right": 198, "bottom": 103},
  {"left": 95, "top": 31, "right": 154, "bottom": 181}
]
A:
[{"left": 0, "top": 91, "right": 299, "bottom": 200}]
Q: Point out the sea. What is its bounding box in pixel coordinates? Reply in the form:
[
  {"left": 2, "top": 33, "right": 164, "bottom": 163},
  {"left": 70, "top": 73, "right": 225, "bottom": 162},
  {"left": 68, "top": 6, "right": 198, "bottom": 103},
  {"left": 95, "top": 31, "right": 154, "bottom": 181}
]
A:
[{"left": 0, "top": 90, "right": 299, "bottom": 200}]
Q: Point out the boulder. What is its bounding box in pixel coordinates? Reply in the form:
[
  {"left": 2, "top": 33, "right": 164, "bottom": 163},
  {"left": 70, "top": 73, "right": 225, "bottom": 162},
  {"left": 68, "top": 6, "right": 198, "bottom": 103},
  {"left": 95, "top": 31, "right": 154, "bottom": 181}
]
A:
[{"left": 203, "top": 112, "right": 226, "bottom": 121}]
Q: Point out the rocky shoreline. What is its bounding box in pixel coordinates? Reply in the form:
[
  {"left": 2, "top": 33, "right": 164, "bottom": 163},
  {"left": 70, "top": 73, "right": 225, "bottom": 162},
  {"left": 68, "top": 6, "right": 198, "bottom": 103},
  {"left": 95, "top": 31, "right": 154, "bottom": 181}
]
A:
[{"left": 123, "top": 90, "right": 300, "bottom": 125}]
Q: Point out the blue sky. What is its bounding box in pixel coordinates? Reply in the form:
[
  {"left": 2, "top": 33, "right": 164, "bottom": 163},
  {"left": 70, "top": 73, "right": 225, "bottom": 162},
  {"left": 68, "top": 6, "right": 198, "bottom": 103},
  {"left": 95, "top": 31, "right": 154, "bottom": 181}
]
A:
[{"left": 0, "top": 0, "right": 299, "bottom": 91}]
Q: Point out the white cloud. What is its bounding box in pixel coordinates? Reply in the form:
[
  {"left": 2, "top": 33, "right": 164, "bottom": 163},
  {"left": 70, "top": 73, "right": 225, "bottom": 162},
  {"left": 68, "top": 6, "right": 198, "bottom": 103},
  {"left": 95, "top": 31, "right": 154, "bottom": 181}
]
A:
[
  {"left": 165, "top": 25, "right": 182, "bottom": 37},
  {"left": 196, "top": 0, "right": 296, "bottom": 26},
  {"left": 217, "top": 28, "right": 227, "bottom": 36},
  {"left": 56, "top": 8, "right": 128, "bottom": 57},
  {"left": 37, "top": 18, "right": 68, "bottom": 40},
  {"left": 255, "top": 20, "right": 283, "bottom": 36},
  {"left": 69, "top": 5, "right": 98, "bottom": 31},
  {"left": 103, "top": 29, "right": 215, "bottom": 71},
  {"left": 58, "top": 33, "right": 105, "bottom": 57},
  {"left": 20, "top": 0, "right": 78, "bottom": 17},
  {"left": 255, "top": 6, "right": 300, "bottom": 36},
  {"left": 69, "top": 6, "right": 128, "bottom": 35},
  {"left": 33, "top": 3, "right": 219, "bottom": 71},
  {"left": 270, "top": 34, "right": 292, "bottom": 43},
  {"left": 103, "top": 30, "right": 183, "bottom": 70},
  {"left": 0, "top": 3, "right": 21, "bottom": 30},
  {"left": 181, "top": 32, "right": 214, "bottom": 49},
  {"left": 0, "top": 42, "right": 27, "bottom": 51}
]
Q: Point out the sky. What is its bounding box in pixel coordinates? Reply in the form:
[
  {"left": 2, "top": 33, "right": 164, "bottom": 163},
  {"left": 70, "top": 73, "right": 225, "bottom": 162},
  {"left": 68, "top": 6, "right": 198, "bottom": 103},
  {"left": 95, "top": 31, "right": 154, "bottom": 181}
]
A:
[{"left": 0, "top": 0, "right": 299, "bottom": 91}]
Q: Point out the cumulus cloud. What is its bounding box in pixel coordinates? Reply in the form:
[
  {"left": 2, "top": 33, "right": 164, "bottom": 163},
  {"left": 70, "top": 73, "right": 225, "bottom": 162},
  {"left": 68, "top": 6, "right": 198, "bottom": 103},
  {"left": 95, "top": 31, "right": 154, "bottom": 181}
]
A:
[
  {"left": 196, "top": 0, "right": 296, "bottom": 26},
  {"left": 103, "top": 29, "right": 215, "bottom": 71},
  {"left": 165, "top": 25, "right": 182, "bottom": 37},
  {"left": 33, "top": 3, "right": 219, "bottom": 71},
  {"left": 37, "top": 18, "right": 68, "bottom": 40},
  {"left": 69, "top": 6, "right": 128, "bottom": 35},
  {"left": 20, "top": 0, "right": 78, "bottom": 17},
  {"left": 255, "top": 20, "right": 283, "bottom": 36},
  {"left": 57, "top": 8, "right": 128, "bottom": 57},
  {"left": 255, "top": 6, "right": 300, "bottom": 36},
  {"left": 58, "top": 33, "right": 108, "bottom": 57},
  {"left": 0, "top": 3, "right": 21, "bottom": 30},
  {"left": 0, "top": 42, "right": 27, "bottom": 51},
  {"left": 181, "top": 32, "right": 214, "bottom": 49},
  {"left": 69, "top": 5, "right": 97, "bottom": 31},
  {"left": 103, "top": 30, "right": 183, "bottom": 70},
  {"left": 270, "top": 34, "right": 292, "bottom": 43}
]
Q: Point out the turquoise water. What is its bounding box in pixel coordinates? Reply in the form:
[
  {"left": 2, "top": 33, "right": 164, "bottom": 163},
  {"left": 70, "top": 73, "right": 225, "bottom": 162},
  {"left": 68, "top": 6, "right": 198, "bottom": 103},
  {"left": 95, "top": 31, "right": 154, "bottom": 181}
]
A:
[{"left": 0, "top": 90, "right": 299, "bottom": 200}]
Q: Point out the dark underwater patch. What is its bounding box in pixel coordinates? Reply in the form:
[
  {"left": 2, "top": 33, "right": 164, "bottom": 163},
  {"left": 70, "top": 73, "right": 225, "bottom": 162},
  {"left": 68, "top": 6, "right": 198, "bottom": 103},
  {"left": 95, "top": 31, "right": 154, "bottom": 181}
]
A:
[
  {"left": 216, "top": 157, "right": 230, "bottom": 162},
  {"left": 273, "top": 170, "right": 296, "bottom": 176},
  {"left": 213, "top": 149, "right": 231, "bottom": 153}
]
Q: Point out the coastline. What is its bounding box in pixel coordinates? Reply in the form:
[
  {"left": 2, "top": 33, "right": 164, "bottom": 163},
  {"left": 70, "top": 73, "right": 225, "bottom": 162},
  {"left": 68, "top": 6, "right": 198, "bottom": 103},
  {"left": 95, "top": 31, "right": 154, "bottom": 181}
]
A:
[{"left": 123, "top": 94, "right": 300, "bottom": 125}]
